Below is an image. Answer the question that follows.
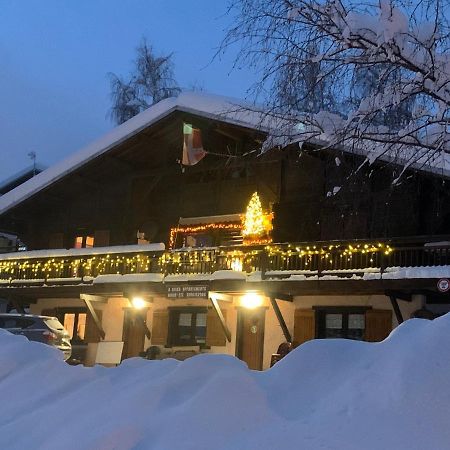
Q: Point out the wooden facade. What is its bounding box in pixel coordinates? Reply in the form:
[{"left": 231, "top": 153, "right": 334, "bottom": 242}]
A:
[{"left": 0, "top": 109, "right": 449, "bottom": 251}]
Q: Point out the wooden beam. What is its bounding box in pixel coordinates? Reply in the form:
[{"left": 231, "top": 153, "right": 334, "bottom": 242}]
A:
[
  {"left": 389, "top": 295, "right": 404, "bottom": 324},
  {"left": 80, "top": 294, "right": 108, "bottom": 303},
  {"left": 269, "top": 297, "right": 292, "bottom": 343},
  {"left": 81, "top": 295, "right": 106, "bottom": 340},
  {"left": 268, "top": 292, "right": 293, "bottom": 302},
  {"left": 385, "top": 290, "right": 412, "bottom": 302},
  {"left": 209, "top": 295, "right": 232, "bottom": 342},
  {"left": 209, "top": 292, "right": 233, "bottom": 302}
]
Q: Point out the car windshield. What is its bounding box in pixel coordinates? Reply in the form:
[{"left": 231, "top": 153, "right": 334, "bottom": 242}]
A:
[{"left": 44, "top": 318, "right": 65, "bottom": 332}]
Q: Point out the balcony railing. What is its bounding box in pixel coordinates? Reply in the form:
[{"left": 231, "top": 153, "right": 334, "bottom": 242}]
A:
[{"left": 0, "top": 239, "right": 449, "bottom": 285}]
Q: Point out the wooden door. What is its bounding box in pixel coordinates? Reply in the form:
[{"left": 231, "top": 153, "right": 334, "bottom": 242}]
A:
[
  {"left": 122, "top": 309, "right": 147, "bottom": 359},
  {"left": 237, "top": 308, "right": 266, "bottom": 370},
  {"left": 293, "top": 309, "right": 316, "bottom": 347}
]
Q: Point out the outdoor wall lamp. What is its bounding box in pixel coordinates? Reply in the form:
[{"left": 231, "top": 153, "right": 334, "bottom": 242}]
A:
[
  {"left": 241, "top": 292, "right": 263, "bottom": 309},
  {"left": 131, "top": 296, "right": 148, "bottom": 309}
]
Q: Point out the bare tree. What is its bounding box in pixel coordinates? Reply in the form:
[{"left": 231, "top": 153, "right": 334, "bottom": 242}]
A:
[
  {"left": 109, "top": 39, "right": 181, "bottom": 124},
  {"left": 223, "top": 0, "right": 450, "bottom": 173}
]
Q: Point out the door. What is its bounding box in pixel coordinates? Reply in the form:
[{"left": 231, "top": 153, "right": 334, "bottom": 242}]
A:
[
  {"left": 236, "top": 308, "right": 266, "bottom": 370},
  {"left": 122, "top": 309, "right": 148, "bottom": 359}
]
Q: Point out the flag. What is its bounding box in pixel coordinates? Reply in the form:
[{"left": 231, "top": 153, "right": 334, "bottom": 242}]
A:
[{"left": 182, "top": 123, "right": 206, "bottom": 166}]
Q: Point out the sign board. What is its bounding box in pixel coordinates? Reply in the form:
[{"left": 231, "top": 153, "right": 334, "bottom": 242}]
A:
[
  {"left": 94, "top": 341, "right": 124, "bottom": 365},
  {"left": 437, "top": 278, "right": 450, "bottom": 293},
  {"left": 167, "top": 284, "right": 209, "bottom": 299}
]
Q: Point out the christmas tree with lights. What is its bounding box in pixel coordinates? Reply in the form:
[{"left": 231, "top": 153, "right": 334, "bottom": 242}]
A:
[{"left": 242, "top": 192, "right": 266, "bottom": 238}]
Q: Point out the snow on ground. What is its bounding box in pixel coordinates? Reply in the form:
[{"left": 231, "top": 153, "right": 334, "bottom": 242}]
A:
[{"left": 1, "top": 316, "right": 450, "bottom": 450}]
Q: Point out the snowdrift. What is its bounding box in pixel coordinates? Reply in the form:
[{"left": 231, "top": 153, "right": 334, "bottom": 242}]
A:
[{"left": 1, "top": 316, "right": 450, "bottom": 450}]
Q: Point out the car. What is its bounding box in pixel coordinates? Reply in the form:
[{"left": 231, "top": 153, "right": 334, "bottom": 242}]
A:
[{"left": 0, "top": 313, "right": 72, "bottom": 361}]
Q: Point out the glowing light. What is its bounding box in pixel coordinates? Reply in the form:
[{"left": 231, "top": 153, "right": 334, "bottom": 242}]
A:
[
  {"left": 241, "top": 292, "right": 263, "bottom": 309},
  {"left": 131, "top": 296, "right": 147, "bottom": 309},
  {"left": 242, "top": 192, "right": 265, "bottom": 237},
  {"left": 168, "top": 222, "right": 241, "bottom": 249},
  {"left": 230, "top": 258, "right": 243, "bottom": 272}
]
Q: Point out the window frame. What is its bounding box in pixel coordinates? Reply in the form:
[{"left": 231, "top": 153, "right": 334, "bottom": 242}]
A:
[
  {"left": 167, "top": 306, "right": 208, "bottom": 347},
  {"left": 73, "top": 234, "right": 94, "bottom": 249},
  {"left": 53, "top": 307, "right": 88, "bottom": 343},
  {"left": 314, "top": 306, "right": 370, "bottom": 341}
]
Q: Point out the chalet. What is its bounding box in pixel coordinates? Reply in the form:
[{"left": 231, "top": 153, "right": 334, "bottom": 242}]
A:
[{"left": 0, "top": 91, "right": 449, "bottom": 369}]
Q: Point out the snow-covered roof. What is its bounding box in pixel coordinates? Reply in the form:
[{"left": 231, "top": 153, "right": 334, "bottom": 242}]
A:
[
  {"left": 0, "top": 90, "right": 447, "bottom": 218},
  {"left": 0, "top": 92, "right": 267, "bottom": 217},
  {"left": 0, "top": 163, "right": 46, "bottom": 195},
  {"left": 0, "top": 243, "right": 165, "bottom": 261},
  {"left": 178, "top": 214, "right": 242, "bottom": 226}
]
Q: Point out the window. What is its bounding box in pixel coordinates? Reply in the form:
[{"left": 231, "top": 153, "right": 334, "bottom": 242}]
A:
[
  {"left": 168, "top": 307, "right": 207, "bottom": 346},
  {"left": 57, "top": 309, "right": 87, "bottom": 342},
  {"left": 317, "top": 308, "right": 367, "bottom": 341},
  {"left": 73, "top": 235, "right": 94, "bottom": 249}
]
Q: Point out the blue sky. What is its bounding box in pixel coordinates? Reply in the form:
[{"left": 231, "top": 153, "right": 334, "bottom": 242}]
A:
[{"left": 0, "top": 0, "right": 256, "bottom": 181}]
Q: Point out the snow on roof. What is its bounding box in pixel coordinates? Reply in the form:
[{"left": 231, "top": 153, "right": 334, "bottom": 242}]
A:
[
  {"left": 0, "top": 163, "right": 46, "bottom": 194},
  {"left": 0, "top": 92, "right": 268, "bottom": 217},
  {"left": 178, "top": 214, "right": 242, "bottom": 226},
  {"left": 0, "top": 90, "right": 447, "bottom": 218},
  {"left": 0, "top": 243, "right": 165, "bottom": 261}
]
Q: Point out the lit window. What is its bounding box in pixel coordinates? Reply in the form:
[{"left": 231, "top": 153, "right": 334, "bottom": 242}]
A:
[
  {"left": 73, "top": 235, "right": 95, "bottom": 249},
  {"left": 74, "top": 236, "right": 83, "bottom": 249},
  {"left": 64, "top": 313, "right": 76, "bottom": 339},
  {"left": 76, "top": 313, "right": 87, "bottom": 340},
  {"left": 63, "top": 311, "right": 87, "bottom": 342}
]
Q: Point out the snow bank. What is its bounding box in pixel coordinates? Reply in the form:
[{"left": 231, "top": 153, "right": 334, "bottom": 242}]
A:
[{"left": 1, "top": 316, "right": 450, "bottom": 449}]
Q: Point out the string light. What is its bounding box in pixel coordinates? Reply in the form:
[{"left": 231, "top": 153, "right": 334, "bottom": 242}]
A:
[
  {"left": 0, "top": 241, "right": 394, "bottom": 283},
  {"left": 168, "top": 222, "right": 241, "bottom": 249}
]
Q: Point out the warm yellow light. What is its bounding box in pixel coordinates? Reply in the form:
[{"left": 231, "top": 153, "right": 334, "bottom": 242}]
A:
[
  {"left": 230, "top": 258, "right": 243, "bottom": 272},
  {"left": 242, "top": 192, "right": 265, "bottom": 237},
  {"left": 241, "top": 292, "right": 263, "bottom": 309},
  {"left": 131, "top": 296, "right": 147, "bottom": 309}
]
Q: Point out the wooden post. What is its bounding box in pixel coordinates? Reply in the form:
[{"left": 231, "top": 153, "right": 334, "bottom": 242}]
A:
[
  {"left": 389, "top": 295, "right": 404, "bottom": 324},
  {"left": 269, "top": 297, "right": 292, "bottom": 343},
  {"left": 260, "top": 249, "right": 268, "bottom": 280},
  {"left": 209, "top": 295, "right": 232, "bottom": 342},
  {"left": 80, "top": 294, "right": 106, "bottom": 340}
]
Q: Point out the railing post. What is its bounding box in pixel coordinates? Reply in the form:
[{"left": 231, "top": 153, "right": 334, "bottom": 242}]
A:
[
  {"left": 318, "top": 251, "right": 322, "bottom": 277},
  {"left": 260, "top": 248, "right": 268, "bottom": 280}
]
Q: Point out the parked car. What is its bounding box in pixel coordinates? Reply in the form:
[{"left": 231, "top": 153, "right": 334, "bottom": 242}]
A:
[{"left": 0, "top": 313, "right": 72, "bottom": 361}]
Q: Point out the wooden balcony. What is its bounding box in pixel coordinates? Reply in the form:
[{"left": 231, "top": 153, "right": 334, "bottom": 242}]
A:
[{"left": 0, "top": 239, "right": 449, "bottom": 288}]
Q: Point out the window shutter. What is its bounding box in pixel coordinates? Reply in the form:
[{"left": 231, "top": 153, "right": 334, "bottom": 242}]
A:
[
  {"left": 206, "top": 309, "right": 227, "bottom": 347},
  {"left": 293, "top": 309, "right": 315, "bottom": 347},
  {"left": 151, "top": 310, "right": 169, "bottom": 345},
  {"left": 365, "top": 309, "right": 392, "bottom": 342},
  {"left": 49, "top": 233, "right": 64, "bottom": 249},
  {"left": 94, "top": 230, "right": 110, "bottom": 247},
  {"left": 85, "top": 310, "right": 103, "bottom": 343}
]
